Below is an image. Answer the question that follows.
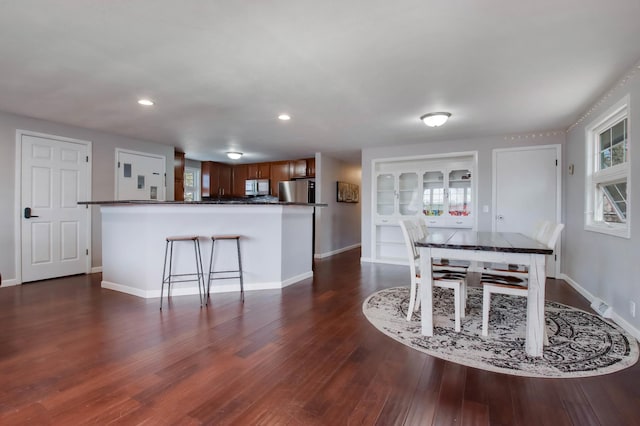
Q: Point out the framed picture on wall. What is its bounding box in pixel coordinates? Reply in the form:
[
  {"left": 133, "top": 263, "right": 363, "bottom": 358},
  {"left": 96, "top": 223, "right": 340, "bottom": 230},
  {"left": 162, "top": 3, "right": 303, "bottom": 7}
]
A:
[{"left": 337, "top": 181, "right": 359, "bottom": 203}]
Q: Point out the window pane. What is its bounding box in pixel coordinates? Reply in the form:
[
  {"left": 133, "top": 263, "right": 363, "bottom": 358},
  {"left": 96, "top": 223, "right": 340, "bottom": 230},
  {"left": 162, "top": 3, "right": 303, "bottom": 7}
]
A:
[
  {"left": 601, "top": 182, "right": 627, "bottom": 222},
  {"left": 184, "top": 171, "right": 194, "bottom": 187},
  {"left": 611, "top": 119, "right": 627, "bottom": 166},
  {"left": 599, "top": 128, "right": 611, "bottom": 152},
  {"left": 600, "top": 148, "right": 611, "bottom": 170}
]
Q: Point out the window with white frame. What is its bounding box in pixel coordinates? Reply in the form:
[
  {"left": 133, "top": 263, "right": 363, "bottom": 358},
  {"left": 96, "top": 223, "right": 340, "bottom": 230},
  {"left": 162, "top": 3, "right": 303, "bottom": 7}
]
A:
[
  {"left": 585, "top": 95, "right": 630, "bottom": 238},
  {"left": 184, "top": 167, "right": 201, "bottom": 202}
]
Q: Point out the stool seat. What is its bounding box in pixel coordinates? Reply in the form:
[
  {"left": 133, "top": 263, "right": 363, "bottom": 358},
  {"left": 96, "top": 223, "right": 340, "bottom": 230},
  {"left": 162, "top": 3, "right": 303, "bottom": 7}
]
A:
[
  {"left": 207, "top": 235, "right": 244, "bottom": 303},
  {"left": 166, "top": 235, "right": 199, "bottom": 242}
]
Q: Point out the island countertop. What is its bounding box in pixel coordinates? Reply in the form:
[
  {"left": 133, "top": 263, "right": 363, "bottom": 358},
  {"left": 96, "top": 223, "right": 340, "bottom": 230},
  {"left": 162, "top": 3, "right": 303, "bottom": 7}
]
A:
[{"left": 79, "top": 199, "right": 326, "bottom": 206}]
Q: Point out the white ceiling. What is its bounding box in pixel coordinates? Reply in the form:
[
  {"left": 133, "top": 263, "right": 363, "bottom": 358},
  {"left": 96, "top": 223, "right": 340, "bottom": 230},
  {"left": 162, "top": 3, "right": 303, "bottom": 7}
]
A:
[{"left": 1, "top": 1, "right": 640, "bottom": 164}]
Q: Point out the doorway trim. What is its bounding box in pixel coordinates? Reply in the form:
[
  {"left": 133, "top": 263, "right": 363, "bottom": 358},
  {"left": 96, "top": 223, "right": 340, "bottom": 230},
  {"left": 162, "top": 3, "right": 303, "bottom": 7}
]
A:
[
  {"left": 491, "top": 144, "right": 562, "bottom": 276},
  {"left": 14, "top": 129, "right": 93, "bottom": 285}
]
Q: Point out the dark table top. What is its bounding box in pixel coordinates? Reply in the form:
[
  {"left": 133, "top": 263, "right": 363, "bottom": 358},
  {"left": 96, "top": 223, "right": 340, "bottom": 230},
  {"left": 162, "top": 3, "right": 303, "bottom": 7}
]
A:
[{"left": 415, "top": 229, "right": 553, "bottom": 255}]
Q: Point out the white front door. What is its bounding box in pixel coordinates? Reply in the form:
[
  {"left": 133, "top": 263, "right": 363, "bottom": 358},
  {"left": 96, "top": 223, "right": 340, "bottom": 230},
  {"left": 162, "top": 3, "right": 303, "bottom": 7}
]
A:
[
  {"left": 20, "top": 133, "right": 91, "bottom": 282},
  {"left": 116, "top": 149, "right": 166, "bottom": 200},
  {"left": 493, "top": 145, "right": 561, "bottom": 277}
]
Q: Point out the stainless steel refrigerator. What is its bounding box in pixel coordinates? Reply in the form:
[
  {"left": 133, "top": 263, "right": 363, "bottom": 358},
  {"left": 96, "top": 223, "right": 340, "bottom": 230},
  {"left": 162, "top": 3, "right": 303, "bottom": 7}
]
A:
[{"left": 278, "top": 180, "right": 315, "bottom": 203}]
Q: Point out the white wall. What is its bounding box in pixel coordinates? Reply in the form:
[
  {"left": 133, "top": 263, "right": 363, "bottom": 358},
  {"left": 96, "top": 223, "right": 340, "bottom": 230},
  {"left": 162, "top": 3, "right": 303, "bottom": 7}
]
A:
[
  {"left": 361, "top": 133, "right": 566, "bottom": 261},
  {"left": 0, "top": 110, "right": 174, "bottom": 283},
  {"left": 316, "top": 153, "right": 362, "bottom": 257},
  {"left": 564, "top": 66, "right": 640, "bottom": 332}
]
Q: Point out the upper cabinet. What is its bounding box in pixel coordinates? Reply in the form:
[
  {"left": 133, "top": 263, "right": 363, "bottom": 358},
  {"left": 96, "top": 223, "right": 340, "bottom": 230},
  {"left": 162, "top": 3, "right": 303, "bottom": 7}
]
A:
[
  {"left": 247, "top": 162, "right": 270, "bottom": 179},
  {"left": 291, "top": 157, "right": 315, "bottom": 178}
]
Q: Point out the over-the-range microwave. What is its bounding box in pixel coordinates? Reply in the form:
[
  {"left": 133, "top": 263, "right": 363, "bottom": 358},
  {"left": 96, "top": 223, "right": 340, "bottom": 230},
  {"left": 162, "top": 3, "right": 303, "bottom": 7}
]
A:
[{"left": 245, "top": 179, "right": 270, "bottom": 196}]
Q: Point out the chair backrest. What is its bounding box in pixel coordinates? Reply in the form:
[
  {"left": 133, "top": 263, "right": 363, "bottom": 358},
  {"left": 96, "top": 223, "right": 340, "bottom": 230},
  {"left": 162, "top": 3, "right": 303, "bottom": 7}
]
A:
[
  {"left": 532, "top": 220, "right": 551, "bottom": 241},
  {"left": 399, "top": 219, "right": 421, "bottom": 277},
  {"left": 538, "top": 222, "right": 564, "bottom": 250},
  {"left": 415, "top": 217, "right": 428, "bottom": 240}
]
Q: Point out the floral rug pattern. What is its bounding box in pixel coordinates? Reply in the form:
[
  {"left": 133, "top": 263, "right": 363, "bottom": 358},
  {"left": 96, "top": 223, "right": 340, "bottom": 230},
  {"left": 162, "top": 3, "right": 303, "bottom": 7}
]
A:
[{"left": 363, "top": 286, "right": 638, "bottom": 377}]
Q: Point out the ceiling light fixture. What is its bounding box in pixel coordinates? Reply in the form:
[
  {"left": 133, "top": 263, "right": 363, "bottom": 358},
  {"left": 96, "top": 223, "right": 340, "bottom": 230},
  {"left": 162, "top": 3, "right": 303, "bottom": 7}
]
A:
[
  {"left": 420, "top": 112, "right": 451, "bottom": 127},
  {"left": 278, "top": 114, "right": 291, "bottom": 121},
  {"left": 138, "top": 99, "right": 154, "bottom": 106},
  {"left": 226, "top": 152, "right": 243, "bottom": 160}
]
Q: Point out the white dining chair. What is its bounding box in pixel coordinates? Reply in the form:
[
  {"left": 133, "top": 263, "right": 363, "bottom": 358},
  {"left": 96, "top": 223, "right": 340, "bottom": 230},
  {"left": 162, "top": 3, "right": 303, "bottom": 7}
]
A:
[
  {"left": 482, "top": 220, "right": 551, "bottom": 276},
  {"left": 399, "top": 219, "right": 467, "bottom": 331},
  {"left": 481, "top": 222, "right": 564, "bottom": 338}
]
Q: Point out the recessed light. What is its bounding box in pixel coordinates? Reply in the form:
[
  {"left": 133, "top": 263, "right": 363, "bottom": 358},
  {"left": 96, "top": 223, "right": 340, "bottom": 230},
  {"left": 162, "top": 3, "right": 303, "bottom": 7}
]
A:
[
  {"left": 138, "top": 99, "right": 154, "bottom": 106},
  {"left": 278, "top": 114, "right": 291, "bottom": 121}
]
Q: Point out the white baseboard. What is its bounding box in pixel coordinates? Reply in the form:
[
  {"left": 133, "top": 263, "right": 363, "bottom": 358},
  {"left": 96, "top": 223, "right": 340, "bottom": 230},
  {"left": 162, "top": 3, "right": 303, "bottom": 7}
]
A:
[
  {"left": 314, "top": 244, "right": 361, "bottom": 259},
  {"left": 91, "top": 266, "right": 103, "bottom": 274},
  {"left": 102, "top": 271, "right": 313, "bottom": 299},
  {"left": 560, "top": 273, "right": 640, "bottom": 341},
  {"left": 0, "top": 278, "right": 20, "bottom": 287}
]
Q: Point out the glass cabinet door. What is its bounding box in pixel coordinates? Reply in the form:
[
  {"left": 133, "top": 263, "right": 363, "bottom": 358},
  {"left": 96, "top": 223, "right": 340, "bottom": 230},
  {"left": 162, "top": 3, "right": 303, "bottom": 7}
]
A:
[
  {"left": 398, "top": 172, "right": 419, "bottom": 215},
  {"left": 422, "top": 171, "right": 444, "bottom": 217},
  {"left": 376, "top": 173, "right": 395, "bottom": 216},
  {"left": 448, "top": 169, "right": 472, "bottom": 218}
]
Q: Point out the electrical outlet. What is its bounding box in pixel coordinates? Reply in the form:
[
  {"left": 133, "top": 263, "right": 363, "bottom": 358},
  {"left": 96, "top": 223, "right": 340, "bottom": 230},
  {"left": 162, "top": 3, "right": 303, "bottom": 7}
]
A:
[{"left": 630, "top": 301, "right": 636, "bottom": 318}]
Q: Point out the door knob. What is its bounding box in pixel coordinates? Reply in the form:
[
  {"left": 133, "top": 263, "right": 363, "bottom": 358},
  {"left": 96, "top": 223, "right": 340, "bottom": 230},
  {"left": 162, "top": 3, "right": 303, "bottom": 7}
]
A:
[
  {"left": 496, "top": 214, "right": 504, "bottom": 222},
  {"left": 24, "top": 207, "right": 39, "bottom": 218}
]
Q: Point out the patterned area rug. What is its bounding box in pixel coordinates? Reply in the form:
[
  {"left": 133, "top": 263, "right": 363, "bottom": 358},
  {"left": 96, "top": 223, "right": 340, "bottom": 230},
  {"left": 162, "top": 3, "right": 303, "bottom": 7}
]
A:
[{"left": 363, "top": 286, "right": 638, "bottom": 378}]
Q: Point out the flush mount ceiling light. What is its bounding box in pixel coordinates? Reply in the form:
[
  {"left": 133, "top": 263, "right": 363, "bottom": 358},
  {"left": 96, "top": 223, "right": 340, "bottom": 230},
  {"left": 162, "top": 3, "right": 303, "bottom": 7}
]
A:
[
  {"left": 226, "top": 152, "right": 243, "bottom": 160},
  {"left": 278, "top": 114, "right": 291, "bottom": 121},
  {"left": 420, "top": 112, "right": 451, "bottom": 127},
  {"left": 138, "top": 99, "right": 154, "bottom": 106}
]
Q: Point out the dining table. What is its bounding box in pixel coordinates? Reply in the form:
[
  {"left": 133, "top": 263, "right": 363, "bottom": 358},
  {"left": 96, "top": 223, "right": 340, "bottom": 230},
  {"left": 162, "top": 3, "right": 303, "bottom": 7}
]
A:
[{"left": 415, "top": 229, "right": 553, "bottom": 357}]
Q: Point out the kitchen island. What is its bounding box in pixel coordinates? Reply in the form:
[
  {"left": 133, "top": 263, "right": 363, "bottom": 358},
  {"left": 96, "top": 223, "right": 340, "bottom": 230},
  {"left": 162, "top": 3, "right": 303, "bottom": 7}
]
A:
[{"left": 81, "top": 200, "right": 320, "bottom": 298}]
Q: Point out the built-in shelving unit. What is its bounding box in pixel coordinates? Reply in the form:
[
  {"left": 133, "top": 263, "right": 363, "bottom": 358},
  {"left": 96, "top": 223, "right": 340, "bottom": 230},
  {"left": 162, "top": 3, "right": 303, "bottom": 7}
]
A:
[{"left": 372, "top": 153, "right": 477, "bottom": 264}]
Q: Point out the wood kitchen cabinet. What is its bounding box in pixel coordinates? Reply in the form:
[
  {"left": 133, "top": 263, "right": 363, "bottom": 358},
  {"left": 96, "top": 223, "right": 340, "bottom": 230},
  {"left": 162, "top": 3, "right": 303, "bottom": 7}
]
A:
[
  {"left": 291, "top": 158, "right": 315, "bottom": 178},
  {"left": 202, "top": 161, "right": 232, "bottom": 197},
  {"left": 247, "top": 162, "right": 270, "bottom": 179},
  {"left": 174, "top": 151, "right": 185, "bottom": 201},
  {"left": 232, "top": 164, "right": 248, "bottom": 196},
  {"left": 270, "top": 161, "right": 291, "bottom": 198}
]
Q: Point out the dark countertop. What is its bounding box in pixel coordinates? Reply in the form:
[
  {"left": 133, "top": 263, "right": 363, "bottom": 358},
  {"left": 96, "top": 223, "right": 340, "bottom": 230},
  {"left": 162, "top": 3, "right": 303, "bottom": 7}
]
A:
[
  {"left": 415, "top": 229, "right": 553, "bottom": 255},
  {"left": 78, "top": 199, "right": 327, "bottom": 207}
]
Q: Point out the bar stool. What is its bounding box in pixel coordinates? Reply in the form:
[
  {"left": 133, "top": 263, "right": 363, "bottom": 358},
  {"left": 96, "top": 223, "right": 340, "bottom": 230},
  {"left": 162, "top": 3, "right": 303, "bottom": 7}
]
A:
[
  {"left": 207, "top": 235, "right": 244, "bottom": 302},
  {"left": 160, "top": 235, "right": 205, "bottom": 310}
]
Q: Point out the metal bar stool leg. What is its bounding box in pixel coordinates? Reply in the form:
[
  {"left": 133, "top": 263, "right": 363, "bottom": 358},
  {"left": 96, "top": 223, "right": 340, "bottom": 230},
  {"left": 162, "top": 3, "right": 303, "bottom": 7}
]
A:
[
  {"left": 207, "top": 238, "right": 216, "bottom": 302},
  {"left": 193, "top": 238, "right": 203, "bottom": 307},
  {"left": 160, "top": 239, "right": 170, "bottom": 311},
  {"left": 236, "top": 237, "right": 244, "bottom": 303}
]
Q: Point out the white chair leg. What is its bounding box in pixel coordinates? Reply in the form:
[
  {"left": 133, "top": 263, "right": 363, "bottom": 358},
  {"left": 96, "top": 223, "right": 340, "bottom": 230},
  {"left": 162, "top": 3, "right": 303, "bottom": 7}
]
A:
[
  {"left": 406, "top": 280, "right": 417, "bottom": 321},
  {"left": 460, "top": 281, "right": 467, "bottom": 318},
  {"left": 482, "top": 286, "right": 491, "bottom": 337},
  {"left": 543, "top": 321, "right": 549, "bottom": 346},
  {"left": 415, "top": 282, "right": 422, "bottom": 312},
  {"left": 453, "top": 285, "right": 461, "bottom": 332}
]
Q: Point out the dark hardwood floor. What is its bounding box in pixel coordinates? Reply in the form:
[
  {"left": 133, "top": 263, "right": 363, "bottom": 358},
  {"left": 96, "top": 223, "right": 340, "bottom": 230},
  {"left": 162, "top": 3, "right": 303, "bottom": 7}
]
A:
[{"left": 1, "top": 249, "right": 639, "bottom": 425}]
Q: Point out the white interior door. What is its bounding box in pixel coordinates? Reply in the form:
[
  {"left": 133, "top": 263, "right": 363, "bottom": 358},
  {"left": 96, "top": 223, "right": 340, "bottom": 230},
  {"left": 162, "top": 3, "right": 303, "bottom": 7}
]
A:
[
  {"left": 493, "top": 145, "right": 561, "bottom": 277},
  {"left": 116, "top": 150, "right": 166, "bottom": 200},
  {"left": 21, "top": 134, "right": 90, "bottom": 282}
]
